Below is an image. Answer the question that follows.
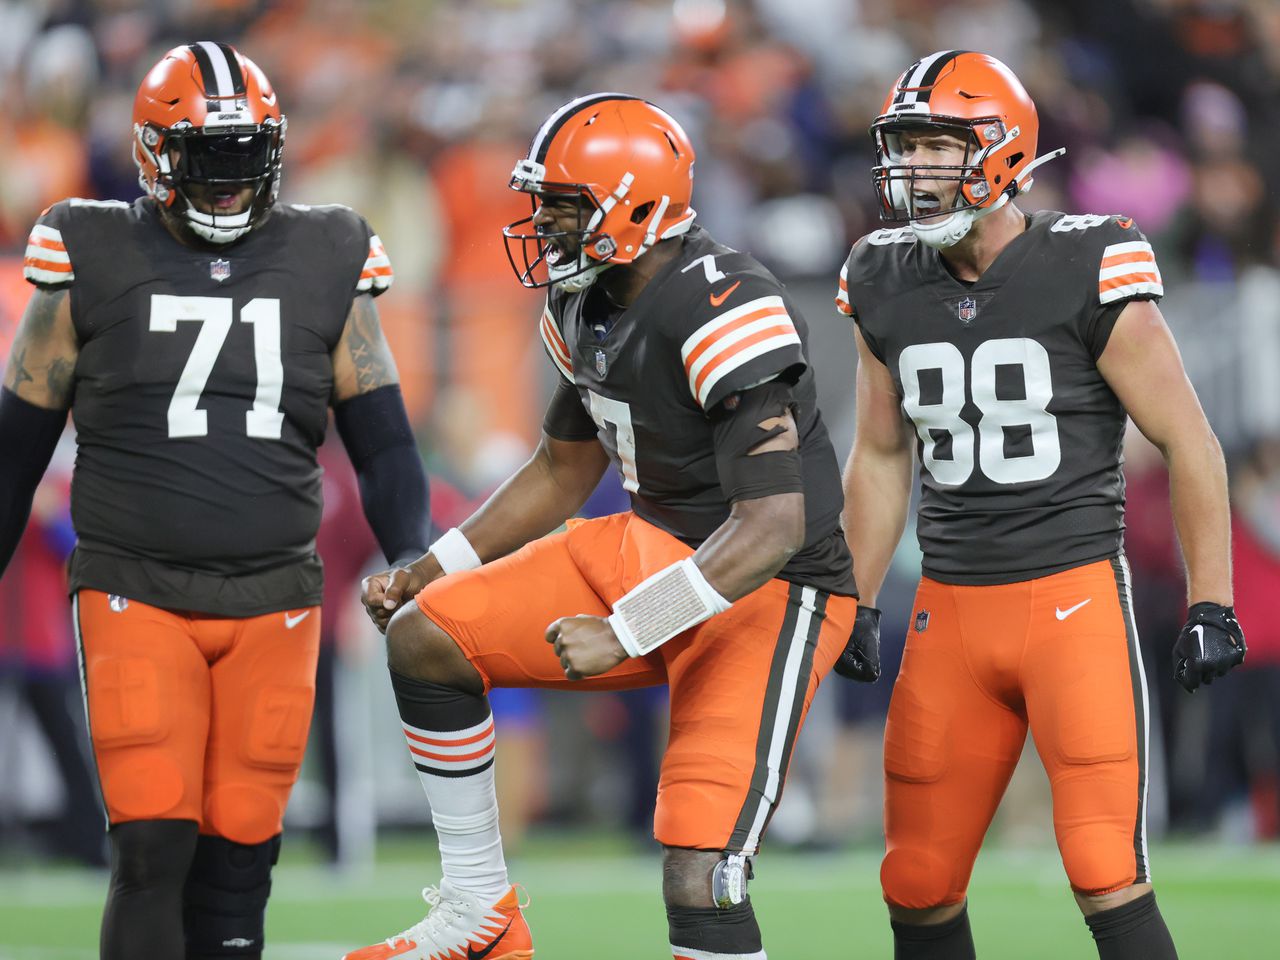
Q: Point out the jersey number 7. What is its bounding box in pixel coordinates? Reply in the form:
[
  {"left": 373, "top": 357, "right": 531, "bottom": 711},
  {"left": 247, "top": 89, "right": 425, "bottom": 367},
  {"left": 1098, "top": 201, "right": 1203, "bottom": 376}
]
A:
[{"left": 149, "top": 294, "right": 285, "bottom": 440}]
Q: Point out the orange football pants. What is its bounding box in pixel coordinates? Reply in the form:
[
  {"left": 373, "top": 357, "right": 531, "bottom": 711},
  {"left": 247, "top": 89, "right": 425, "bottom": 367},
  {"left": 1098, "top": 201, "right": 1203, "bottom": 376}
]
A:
[
  {"left": 74, "top": 589, "right": 320, "bottom": 844},
  {"left": 416, "top": 511, "right": 856, "bottom": 854},
  {"left": 881, "top": 557, "right": 1150, "bottom": 908}
]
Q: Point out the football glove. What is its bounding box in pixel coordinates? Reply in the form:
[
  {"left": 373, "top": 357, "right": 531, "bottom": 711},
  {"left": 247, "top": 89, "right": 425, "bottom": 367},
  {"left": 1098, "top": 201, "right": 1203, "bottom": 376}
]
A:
[
  {"left": 1172, "top": 601, "right": 1246, "bottom": 693},
  {"left": 833, "top": 605, "right": 881, "bottom": 683}
]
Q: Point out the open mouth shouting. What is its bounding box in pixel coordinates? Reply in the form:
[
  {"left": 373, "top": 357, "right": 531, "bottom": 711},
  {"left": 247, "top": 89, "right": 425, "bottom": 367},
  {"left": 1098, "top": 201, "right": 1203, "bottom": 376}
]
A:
[
  {"left": 913, "top": 189, "right": 947, "bottom": 220},
  {"left": 544, "top": 238, "right": 567, "bottom": 266}
]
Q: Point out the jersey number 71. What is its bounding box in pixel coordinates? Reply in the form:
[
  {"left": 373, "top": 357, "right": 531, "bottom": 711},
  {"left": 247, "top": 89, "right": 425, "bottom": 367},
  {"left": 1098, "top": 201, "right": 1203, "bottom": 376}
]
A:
[{"left": 149, "top": 294, "right": 285, "bottom": 440}]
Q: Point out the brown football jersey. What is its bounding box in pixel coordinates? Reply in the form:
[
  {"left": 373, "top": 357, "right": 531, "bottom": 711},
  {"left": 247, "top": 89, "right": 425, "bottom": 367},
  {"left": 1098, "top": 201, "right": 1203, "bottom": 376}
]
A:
[
  {"left": 837, "top": 211, "right": 1164, "bottom": 585},
  {"left": 542, "top": 225, "right": 855, "bottom": 596},
  {"left": 23, "top": 197, "right": 393, "bottom": 615}
]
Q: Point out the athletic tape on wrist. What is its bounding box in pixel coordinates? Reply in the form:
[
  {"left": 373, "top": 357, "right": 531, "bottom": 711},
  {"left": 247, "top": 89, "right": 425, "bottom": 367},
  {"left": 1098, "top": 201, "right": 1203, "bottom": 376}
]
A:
[
  {"left": 428, "top": 527, "right": 482, "bottom": 575},
  {"left": 608, "top": 557, "right": 732, "bottom": 658}
]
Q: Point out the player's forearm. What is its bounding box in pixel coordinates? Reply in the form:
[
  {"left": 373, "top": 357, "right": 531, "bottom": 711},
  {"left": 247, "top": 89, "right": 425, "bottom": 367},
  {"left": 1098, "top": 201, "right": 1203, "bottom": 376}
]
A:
[
  {"left": 1161, "top": 427, "right": 1233, "bottom": 606},
  {"left": 0, "top": 388, "right": 66, "bottom": 577},
  {"left": 843, "top": 446, "right": 913, "bottom": 604},
  {"left": 694, "top": 492, "right": 805, "bottom": 601},
  {"left": 459, "top": 436, "right": 608, "bottom": 562}
]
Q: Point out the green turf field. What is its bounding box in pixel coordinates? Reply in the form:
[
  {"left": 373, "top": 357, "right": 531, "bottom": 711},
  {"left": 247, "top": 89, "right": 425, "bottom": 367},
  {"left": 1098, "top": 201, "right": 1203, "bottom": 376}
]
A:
[{"left": 2, "top": 835, "right": 1277, "bottom": 958}]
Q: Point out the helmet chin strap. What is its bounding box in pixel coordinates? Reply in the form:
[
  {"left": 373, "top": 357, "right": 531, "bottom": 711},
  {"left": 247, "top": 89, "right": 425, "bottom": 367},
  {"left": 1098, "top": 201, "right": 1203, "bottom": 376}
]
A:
[
  {"left": 183, "top": 205, "right": 253, "bottom": 244},
  {"left": 910, "top": 193, "right": 1006, "bottom": 249},
  {"left": 553, "top": 262, "right": 612, "bottom": 292},
  {"left": 910, "top": 147, "right": 1066, "bottom": 250}
]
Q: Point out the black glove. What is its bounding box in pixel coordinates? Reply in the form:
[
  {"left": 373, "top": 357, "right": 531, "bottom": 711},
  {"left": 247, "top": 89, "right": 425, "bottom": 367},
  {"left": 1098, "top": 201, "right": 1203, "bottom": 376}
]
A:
[
  {"left": 833, "top": 605, "right": 881, "bottom": 683},
  {"left": 1172, "top": 602, "right": 1246, "bottom": 693}
]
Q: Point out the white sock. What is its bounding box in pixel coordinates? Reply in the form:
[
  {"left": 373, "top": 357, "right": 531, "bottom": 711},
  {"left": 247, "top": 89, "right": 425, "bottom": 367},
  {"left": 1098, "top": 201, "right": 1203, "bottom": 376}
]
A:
[{"left": 402, "top": 712, "right": 509, "bottom": 901}]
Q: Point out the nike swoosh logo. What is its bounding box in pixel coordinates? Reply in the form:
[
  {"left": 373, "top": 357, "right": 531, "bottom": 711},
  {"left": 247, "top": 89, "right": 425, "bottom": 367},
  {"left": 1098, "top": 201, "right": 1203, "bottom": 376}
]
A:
[
  {"left": 283, "top": 610, "right": 311, "bottom": 629},
  {"left": 467, "top": 917, "right": 513, "bottom": 960},
  {"left": 709, "top": 280, "right": 741, "bottom": 307},
  {"left": 1055, "top": 598, "right": 1091, "bottom": 620},
  {"left": 1192, "top": 624, "right": 1205, "bottom": 658}
]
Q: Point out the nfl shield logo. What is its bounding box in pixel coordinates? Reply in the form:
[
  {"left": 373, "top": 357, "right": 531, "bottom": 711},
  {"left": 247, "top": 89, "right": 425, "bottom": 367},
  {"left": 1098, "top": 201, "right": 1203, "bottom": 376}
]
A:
[
  {"left": 914, "top": 610, "right": 930, "bottom": 632},
  {"left": 957, "top": 296, "right": 977, "bottom": 323},
  {"left": 210, "top": 259, "right": 231, "bottom": 282},
  {"left": 109, "top": 595, "right": 129, "bottom": 613},
  {"left": 594, "top": 348, "right": 608, "bottom": 376}
]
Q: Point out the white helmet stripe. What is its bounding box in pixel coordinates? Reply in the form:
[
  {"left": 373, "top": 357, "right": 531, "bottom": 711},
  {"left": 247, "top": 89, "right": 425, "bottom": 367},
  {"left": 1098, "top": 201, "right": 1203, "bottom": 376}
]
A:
[
  {"left": 196, "top": 41, "right": 238, "bottom": 97},
  {"left": 899, "top": 50, "right": 953, "bottom": 104},
  {"left": 528, "top": 91, "right": 637, "bottom": 163}
]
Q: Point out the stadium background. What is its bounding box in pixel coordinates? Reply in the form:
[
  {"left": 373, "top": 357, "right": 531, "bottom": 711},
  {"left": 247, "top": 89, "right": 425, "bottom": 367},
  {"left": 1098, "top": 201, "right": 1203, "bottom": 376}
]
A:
[{"left": 1, "top": 0, "right": 1278, "bottom": 956}]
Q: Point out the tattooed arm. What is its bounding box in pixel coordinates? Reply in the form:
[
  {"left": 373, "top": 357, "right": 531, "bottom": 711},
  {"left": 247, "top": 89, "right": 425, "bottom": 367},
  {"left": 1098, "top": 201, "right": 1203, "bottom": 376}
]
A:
[
  {"left": 330, "top": 293, "right": 400, "bottom": 402},
  {"left": 330, "top": 292, "right": 430, "bottom": 566},
  {"left": 3, "top": 287, "right": 77, "bottom": 409},
  {"left": 1, "top": 287, "right": 76, "bottom": 575}
]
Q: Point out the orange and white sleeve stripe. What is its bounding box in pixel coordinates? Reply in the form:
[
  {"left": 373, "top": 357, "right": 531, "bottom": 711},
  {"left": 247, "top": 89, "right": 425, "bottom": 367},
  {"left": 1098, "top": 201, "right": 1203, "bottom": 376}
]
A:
[
  {"left": 1098, "top": 240, "right": 1162, "bottom": 304},
  {"left": 680, "top": 295, "right": 801, "bottom": 409},
  {"left": 355, "top": 234, "right": 394, "bottom": 293},
  {"left": 23, "top": 224, "right": 74, "bottom": 285},
  {"left": 835, "top": 261, "right": 853, "bottom": 316},
  {"left": 540, "top": 303, "right": 573, "bottom": 381}
]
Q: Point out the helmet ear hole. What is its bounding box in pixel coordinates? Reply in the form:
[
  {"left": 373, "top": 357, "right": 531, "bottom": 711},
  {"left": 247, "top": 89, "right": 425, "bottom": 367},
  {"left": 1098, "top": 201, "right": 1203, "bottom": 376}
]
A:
[
  {"left": 631, "top": 201, "right": 655, "bottom": 224},
  {"left": 1005, "top": 152, "right": 1024, "bottom": 169}
]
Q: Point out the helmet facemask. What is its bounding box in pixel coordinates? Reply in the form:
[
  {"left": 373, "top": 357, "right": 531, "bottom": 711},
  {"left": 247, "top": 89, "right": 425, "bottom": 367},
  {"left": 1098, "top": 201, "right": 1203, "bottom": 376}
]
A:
[
  {"left": 503, "top": 159, "right": 625, "bottom": 292},
  {"left": 871, "top": 117, "right": 1016, "bottom": 248},
  {"left": 135, "top": 117, "right": 285, "bottom": 245}
]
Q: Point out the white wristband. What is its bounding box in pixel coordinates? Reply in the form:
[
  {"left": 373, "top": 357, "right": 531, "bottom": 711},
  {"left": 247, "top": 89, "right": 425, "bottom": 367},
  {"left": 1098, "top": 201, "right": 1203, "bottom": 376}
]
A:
[
  {"left": 608, "top": 557, "right": 732, "bottom": 658},
  {"left": 427, "top": 527, "right": 482, "bottom": 575}
]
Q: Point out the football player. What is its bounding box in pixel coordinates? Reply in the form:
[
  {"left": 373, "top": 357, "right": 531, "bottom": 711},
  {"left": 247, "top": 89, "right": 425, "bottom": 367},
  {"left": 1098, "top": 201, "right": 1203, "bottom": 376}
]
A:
[
  {"left": 344, "top": 94, "right": 861, "bottom": 960},
  {"left": 0, "top": 43, "right": 430, "bottom": 960},
  {"left": 836, "top": 51, "right": 1246, "bottom": 960}
]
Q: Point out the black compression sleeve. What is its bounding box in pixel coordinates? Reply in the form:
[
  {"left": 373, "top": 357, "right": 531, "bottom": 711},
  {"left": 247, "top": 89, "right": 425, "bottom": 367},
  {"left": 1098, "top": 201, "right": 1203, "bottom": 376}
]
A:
[
  {"left": 711, "top": 380, "right": 804, "bottom": 503},
  {"left": 0, "top": 387, "right": 67, "bottom": 576},
  {"left": 334, "top": 385, "right": 431, "bottom": 564}
]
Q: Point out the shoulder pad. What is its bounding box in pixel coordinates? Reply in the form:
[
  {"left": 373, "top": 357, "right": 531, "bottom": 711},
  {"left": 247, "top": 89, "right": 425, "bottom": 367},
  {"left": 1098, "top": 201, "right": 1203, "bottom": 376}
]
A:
[
  {"left": 23, "top": 200, "right": 81, "bottom": 288},
  {"left": 289, "top": 204, "right": 394, "bottom": 297},
  {"left": 676, "top": 270, "right": 803, "bottom": 410},
  {"left": 1044, "top": 213, "right": 1163, "bottom": 305},
  {"left": 839, "top": 227, "right": 916, "bottom": 307}
]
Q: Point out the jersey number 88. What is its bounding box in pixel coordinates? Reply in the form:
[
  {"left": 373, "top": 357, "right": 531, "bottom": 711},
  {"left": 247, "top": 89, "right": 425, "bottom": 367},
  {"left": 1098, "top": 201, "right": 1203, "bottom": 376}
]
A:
[{"left": 899, "top": 337, "right": 1061, "bottom": 486}]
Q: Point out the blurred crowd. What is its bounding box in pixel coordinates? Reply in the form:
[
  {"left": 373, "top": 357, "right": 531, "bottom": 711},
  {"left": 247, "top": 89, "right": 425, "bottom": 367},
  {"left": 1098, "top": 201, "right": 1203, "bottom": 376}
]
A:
[{"left": 2, "top": 0, "right": 1279, "bottom": 866}]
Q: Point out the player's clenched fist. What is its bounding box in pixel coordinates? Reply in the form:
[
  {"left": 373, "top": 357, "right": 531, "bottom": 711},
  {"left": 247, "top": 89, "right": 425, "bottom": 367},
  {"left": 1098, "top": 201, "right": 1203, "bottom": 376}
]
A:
[
  {"left": 546, "top": 615, "right": 628, "bottom": 680},
  {"left": 833, "top": 605, "right": 882, "bottom": 683},
  {"left": 361, "top": 554, "right": 444, "bottom": 633},
  {"left": 1172, "top": 601, "right": 1246, "bottom": 693}
]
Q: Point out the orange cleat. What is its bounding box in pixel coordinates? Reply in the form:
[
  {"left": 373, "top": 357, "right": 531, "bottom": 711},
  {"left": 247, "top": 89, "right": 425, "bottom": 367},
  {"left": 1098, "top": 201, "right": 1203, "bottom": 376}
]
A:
[{"left": 341, "top": 882, "right": 533, "bottom": 960}]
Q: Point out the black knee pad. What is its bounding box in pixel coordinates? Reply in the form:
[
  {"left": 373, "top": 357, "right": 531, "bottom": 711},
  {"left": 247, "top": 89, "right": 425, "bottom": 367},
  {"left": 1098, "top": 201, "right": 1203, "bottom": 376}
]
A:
[
  {"left": 667, "top": 901, "right": 763, "bottom": 957},
  {"left": 183, "top": 833, "right": 281, "bottom": 957}
]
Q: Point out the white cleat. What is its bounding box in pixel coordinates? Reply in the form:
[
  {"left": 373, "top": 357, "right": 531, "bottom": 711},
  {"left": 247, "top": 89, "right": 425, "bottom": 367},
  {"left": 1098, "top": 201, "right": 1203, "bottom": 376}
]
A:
[{"left": 341, "top": 881, "right": 533, "bottom": 960}]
